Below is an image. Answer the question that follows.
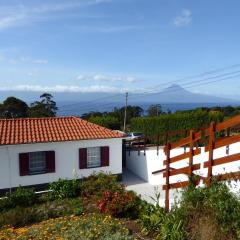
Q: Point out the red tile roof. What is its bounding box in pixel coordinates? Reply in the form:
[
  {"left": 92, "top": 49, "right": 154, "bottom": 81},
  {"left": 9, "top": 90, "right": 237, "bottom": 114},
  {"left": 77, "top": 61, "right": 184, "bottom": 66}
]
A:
[{"left": 0, "top": 116, "right": 123, "bottom": 145}]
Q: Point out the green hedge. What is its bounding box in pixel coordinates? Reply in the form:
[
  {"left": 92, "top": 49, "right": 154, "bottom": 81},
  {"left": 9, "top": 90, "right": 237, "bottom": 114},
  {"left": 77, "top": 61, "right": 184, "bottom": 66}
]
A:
[
  {"left": 130, "top": 110, "right": 224, "bottom": 137},
  {"left": 89, "top": 115, "right": 120, "bottom": 130}
]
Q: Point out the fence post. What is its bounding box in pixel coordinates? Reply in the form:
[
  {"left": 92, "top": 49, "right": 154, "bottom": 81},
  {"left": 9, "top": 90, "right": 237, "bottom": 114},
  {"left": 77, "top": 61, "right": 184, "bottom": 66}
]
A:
[
  {"left": 184, "top": 130, "right": 188, "bottom": 153},
  {"left": 165, "top": 143, "right": 171, "bottom": 212},
  {"left": 138, "top": 139, "right": 140, "bottom": 156},
  {"left": 128, "top": 141, "right": 131, "bottom": 156},
  {"left": 207, "top": 122, "right": 215, "bottom": 186},
  {"left": 144, "top": 136, "right": 146, "bottom": 156},
  {"left": 189, "top": 130, "right": 194, "bottom": 177},
  {"left": 226, "top": 128, "right": 230, "bottom": 155},
  {"left": 157, "top": 134, "right": 160, "bottom": 155},
  {"left": 165, "top": 132, "right": 169, "bottom": 145}
]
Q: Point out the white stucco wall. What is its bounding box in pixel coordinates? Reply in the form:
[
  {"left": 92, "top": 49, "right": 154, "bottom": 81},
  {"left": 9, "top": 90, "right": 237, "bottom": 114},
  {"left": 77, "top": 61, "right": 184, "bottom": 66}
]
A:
[
  {"left": 126, "top": 142, "right": 240, "bottom": 187},
  {"left": 0, "top": 138, "right": 123, "bottom": 190}
]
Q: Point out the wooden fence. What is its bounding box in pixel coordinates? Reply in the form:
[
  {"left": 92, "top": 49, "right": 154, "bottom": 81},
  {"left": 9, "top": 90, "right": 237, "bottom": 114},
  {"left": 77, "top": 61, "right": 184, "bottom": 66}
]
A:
[{"left": 151, "top": 115, "right": 240, "bottom": 211}]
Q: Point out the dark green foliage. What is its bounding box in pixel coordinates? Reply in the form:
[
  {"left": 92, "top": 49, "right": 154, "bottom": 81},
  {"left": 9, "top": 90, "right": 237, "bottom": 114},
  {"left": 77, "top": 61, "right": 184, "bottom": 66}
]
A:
[
  {"left": 138, "top": 181, "right": 240, "bottom": 240},
  {"left": 139, "top": 202, "right": 166, "bottom": 235},
  {"left": 81, "top": 111, "right": 107, "bottom": 120},
  {"left": 112, "top": 105, "right": 143, "bottom": 128},
  {"left": 147, "top": 104, "right": 162, "bottom": 116},
  {"left": 0, "top": 198, "right": 83, "bottom": 228},
  {"left": 0, "top": 206, "right": 39, "bottom": 227},
  {"left": 0, "top": 93, "right": 58, "bottom": 118},
  {"left": 81, "top": 172, "right": 119, "bottom": 197},
  {"left": 29, "top": 93, "right": 58, "bottom": 117},
  {"left": 131, "top": 110, "right": 224, "bottom": 137},
  {"left": 8, "top": 187, "right": 37, "bottom": 207},
  {"left": 89, "top": 115, "right": 120, "bottom": 129},
  {"left": 48, "top": 178, "right": 80, "bottom": 200},
  {"left": 160, "top": 211, "right": 186, "bottom": 240},
  {"left": 179, "top": 180, "right": 240, "bottom": 239},
  {"left": 0, "top": 97, "right": 29, "bottom": 118},
  {"left": 82, "top": 105, "right": 143, "bottom": 130}
]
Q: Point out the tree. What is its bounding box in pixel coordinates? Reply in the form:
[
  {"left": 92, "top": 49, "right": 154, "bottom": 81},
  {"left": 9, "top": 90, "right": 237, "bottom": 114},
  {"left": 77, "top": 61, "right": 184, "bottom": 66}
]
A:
[
  {"left": 112, "top": 105, "right": 143, "bottom": 127},
  {"left": 147, "top": 104, "right": 162, "bottom": 116},
  {"left": 89, "top": 115, "right": 120, "bottom": 130},
  {"left": 81, "top": 111, "right": 104, "bottom": 120},
  {"left": 0, "top": 97, "right": 29, "bottom": 118},
  {"left": 29, "top": 93, "right": 58, "bottom": 117}
]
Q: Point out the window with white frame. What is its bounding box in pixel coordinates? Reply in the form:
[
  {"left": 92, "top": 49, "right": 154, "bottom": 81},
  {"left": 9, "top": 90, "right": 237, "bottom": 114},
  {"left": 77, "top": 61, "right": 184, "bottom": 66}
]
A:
[
  {"left": 87, "top": 147, "right": 101, "bottom": 168},
  {"left": 29, "top": 151, "right": 46, "bottom": 174}
]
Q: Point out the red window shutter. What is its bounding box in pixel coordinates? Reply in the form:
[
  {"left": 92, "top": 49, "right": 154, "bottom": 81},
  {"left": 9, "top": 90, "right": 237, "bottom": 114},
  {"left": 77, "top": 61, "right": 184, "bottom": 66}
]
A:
[
  {"left": 101, "top": 146, "right": 109, "bottom": 167},
  {"left": 79, "top": 148, "right": 87, "bottom": 169},
  {"left": 19, "top": 153, "right": 29, "bottom": 176},
  {"left": 46, "top": 151, "right": 55, "bottom": 173}
]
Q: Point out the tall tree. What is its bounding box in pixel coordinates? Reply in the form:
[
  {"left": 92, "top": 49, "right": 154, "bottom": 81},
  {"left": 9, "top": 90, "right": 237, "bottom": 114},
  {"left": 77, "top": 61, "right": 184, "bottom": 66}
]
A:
[
  {"left": 29, "top": 93, "right": 58, "bottom": 117},
  {"left": 112, "top": 105, "right": 143, "bottom": 127},
  {"left": 147, "top": 104, "right": 162, "bottom": 116},
  {"left": 0, "top": 97, "right": 29, "bottom": 118}
]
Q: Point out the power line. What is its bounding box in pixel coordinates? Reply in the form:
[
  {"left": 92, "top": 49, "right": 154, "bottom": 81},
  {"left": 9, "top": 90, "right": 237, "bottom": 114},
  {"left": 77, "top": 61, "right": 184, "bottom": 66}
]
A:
[
  {"left": 134, "top": 72, "right": 240, "bottom": 100},
  {"left": 136, "top": 63, "right": 240, "bottom": 94},
  {"left": 59, "top": 92, "right": 125, "bottom": 109},
  {"left": 123, "top": 92, "right": 128, "bottom": 132},
  {"left": 58, "top": 93, "right": 124, "bottom": 113},
  {"left": 58, "top": 72, "right": 240, "bottom": 116},
  {"left": 58, "top": 64, "right": 240, "bottom": 111},
  {"left": 57, "top": 64, "right": 240, "bottom": 115},
  {"left": 135, "top": 69, "right": 240, "bottom": 96}
]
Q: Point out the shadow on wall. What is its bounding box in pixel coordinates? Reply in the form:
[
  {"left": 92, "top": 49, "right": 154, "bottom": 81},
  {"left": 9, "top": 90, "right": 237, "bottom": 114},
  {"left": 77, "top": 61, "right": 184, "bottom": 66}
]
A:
[{"left": 126, "top": 150, "right": 149, "bottom": 182}]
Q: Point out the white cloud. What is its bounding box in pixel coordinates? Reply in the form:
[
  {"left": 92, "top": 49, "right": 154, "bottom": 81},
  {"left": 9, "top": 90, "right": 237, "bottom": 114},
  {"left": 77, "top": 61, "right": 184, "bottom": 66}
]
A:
[
  {"left": 174, "top": 9, "right": 192, "bottom": 27},
  {"left": 0, "top": 14, "right": 26, "bottom": 30},
  {"left": 35, "top": 59, "right": 48, "bottom": 64},
  {"left": 6, "top": 56, "right": 48, "bottom": 65},
  {"left": 76, "top": 74, "right": 138, "bottom": 83},
  {"left": 73, "top": 24, "right": 155, "bottom": 33},
  {"left": 0, "top": 84, "right": 127, "bottom": 93},
  {"left": 0, "top": 0, "right": 112, "bottom": 30},
  {"left": 76, "top": 75, "right": 85, "bottom": 80}
]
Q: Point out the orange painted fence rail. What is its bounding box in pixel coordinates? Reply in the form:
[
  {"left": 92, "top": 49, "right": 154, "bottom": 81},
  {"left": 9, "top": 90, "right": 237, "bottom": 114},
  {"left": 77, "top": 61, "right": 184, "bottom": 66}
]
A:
[{"left": 151, "top": 115, "right": 240, "bottom": 211}]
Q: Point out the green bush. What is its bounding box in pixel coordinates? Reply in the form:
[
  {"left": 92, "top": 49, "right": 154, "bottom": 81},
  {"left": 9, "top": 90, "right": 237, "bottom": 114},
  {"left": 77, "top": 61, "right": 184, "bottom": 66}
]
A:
[
  {"left": 7, "top": 187, "right": 37, "bottom": 208},
  {"left": 0, "top": 197, "right": 11, "bottom": 212},
  {"left": 0, "top": 198, "right": 84, "bottom": 228},
  {"left": 89, "top": 115, "right": 120, "bottom": 130},
  {"left": 139, "top": 202, "right": 166, "bottom": 236},
  {"left": 131, "top": 110, "right": 224, "bottom": 138},
  {"left": 0, "top": 206, "right": 39, "bottom": 227},
  {"left": 179, "top": 180, "right": 240, "bottom": 239},
  {"left": 81, "top": 172, "right": 119, "bottom": 197},
  {"left": 48, "top": 178, "right": 80, "bottom": 200},
  {"left": 160, "top": 211, "right": 186, "bottom": 240},
  {"left": 138, "top": 181, "right": 240, "bottom": 240}
]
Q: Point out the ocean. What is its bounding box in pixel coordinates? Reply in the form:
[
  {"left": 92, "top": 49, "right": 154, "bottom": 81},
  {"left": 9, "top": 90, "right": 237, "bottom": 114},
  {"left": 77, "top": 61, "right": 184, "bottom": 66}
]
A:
[{"left": 57, "top": 102, "right": 240, "bottom": 116}]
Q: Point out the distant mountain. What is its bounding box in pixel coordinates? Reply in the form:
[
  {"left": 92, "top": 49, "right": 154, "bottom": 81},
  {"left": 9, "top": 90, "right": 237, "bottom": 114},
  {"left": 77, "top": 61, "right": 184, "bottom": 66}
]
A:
[
  {"left": 0, "top": 84, "right": 238, "bottom": 106},
  {"left": 130, "top": 84, "right": 235, "bottom": 103}
]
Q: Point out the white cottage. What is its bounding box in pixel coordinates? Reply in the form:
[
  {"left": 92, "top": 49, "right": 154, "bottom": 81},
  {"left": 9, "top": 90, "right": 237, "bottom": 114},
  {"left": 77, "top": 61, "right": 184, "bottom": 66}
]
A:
[{"left": 0, "top": 116, "right": 123, "bottom": 194}]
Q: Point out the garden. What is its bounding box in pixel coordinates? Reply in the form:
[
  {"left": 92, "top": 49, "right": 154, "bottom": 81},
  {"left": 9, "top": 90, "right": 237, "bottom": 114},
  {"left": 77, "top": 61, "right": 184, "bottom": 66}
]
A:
[{"left": 0, "top": 173, "right": 239, "bottom": 240}]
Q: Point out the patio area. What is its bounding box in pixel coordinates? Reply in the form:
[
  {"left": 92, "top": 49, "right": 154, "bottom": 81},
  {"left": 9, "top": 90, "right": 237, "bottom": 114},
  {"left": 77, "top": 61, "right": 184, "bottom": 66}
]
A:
[{"left": 121, "top": 168, "right": 180, "bottom": 206}]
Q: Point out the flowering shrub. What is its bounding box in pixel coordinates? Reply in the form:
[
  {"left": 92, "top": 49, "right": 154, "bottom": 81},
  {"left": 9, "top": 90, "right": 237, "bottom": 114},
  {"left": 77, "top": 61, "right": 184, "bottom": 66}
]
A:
[
  {"left": 0, "top": 214, "right": 133, "bottom": 240},
  {"left": 97, "top": 189, "right": 141, "bottom": 218},
  {"left": 81, "top": 172, "right": 119, "bottom": 197}
]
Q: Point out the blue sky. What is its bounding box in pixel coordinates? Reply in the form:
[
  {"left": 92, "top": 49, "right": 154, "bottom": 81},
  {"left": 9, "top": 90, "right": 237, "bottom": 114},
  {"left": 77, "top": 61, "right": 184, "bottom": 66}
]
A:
[{"left": 0, "top": 0, "right": 240, "bottom": 99}]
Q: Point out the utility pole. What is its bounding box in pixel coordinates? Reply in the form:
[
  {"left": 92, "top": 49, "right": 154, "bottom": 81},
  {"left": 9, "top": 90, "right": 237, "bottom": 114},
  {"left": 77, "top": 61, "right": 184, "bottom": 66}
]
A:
[{"left": 123, "top": 92, "right": 128, "bottom": 132}]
